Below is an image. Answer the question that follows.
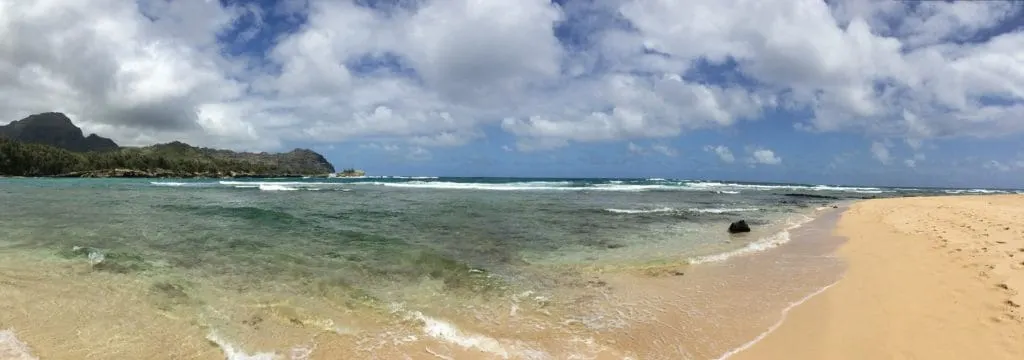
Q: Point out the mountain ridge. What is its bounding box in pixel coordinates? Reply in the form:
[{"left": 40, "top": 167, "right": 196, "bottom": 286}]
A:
[{"left": 0, "top": 112, "right": 337, "bottom": 177}]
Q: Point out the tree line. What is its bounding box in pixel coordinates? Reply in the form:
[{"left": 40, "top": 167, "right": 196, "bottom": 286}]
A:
[{"left": 0, "top": 138, "right": 325, "bottom": 176}]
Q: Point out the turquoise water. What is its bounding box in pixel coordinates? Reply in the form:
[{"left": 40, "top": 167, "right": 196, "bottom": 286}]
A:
[
  {"left": 0, "top": 177, "right": 871, "bottom": 285},
  {"left": 0, "top": 177, "right": 988, "bottom": 359}
]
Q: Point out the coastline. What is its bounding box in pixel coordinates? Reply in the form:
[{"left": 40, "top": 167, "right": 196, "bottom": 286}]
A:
[
  {"left": 6, "top": 179, "right": 1021, "bottom": 359},
  {"left": 730, "top": 195, "right": 1024, "bottom": 359}
]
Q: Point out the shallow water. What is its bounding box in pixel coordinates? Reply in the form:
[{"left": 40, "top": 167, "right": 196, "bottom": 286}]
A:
[{"left": 0, "top": 178, "right": 952, "bottom": 359}]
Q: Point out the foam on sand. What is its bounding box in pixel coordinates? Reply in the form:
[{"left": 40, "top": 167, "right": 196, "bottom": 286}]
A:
[
  {"left": 0, "top": 329, "right": 37, "bottom": 360},
  {"left": 689, "top": 214, "right": 813, "bottom": 264},
  {"left": 392, "top": 307, "right": 515, "bottom": 359},
  {"left": 206, "top": 332, "right": 277, "bottom": 360}
]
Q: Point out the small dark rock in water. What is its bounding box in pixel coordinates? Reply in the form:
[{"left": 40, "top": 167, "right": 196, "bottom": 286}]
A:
[
  {"left": 605, "top": 243, "right": 625, "bottom": 249},
  {"left": 671, "top": 270, "right": 685, "bottom": 276},
  {"left": 728, "top": 220, "right": 751, "bottom": 233}
]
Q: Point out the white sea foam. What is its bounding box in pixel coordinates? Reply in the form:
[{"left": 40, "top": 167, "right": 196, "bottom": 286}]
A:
[
  {"left": 393, "top": 309, "right": 511, "bottom": 359},
  {"left": 716, "top": 190, "right": 741, "bottom": 194},
  {"left": 149, "top": 181, "right": 208, "bottom": 187},
  {"left": 0, "top": 329, "right": 37, "bottom": 360},
  {"left": 258, "top": 184, "right": 300, "bottom": 191},
  {"left": 685, "top": 181, "right": 888, "bottom": 193},
  {"left": 714, "top": 279, "right": 841, "bottom": 360},
  {"left": 219, "top": 181, "right": 335, "bottom": 187},
  {"left": 688, "top": 214, "right": 814, "bottom": 265},
  {"left": 944, "top": 188, "right": 1008, "bottom": 194},
  {"left": 386, "top": 176, "right": 440, "bottom": 180},
  {"left": 206, "top": 332, "right": 276, "bottom": 360}
]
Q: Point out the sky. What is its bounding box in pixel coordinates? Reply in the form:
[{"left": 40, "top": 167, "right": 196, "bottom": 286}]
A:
[{"left": 1, "top": 0, "right": 1024, "bottom": 188}]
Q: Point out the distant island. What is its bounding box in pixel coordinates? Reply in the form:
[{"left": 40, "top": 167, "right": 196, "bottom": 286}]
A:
[{"left": 0, "top": 112, "right": 354, "bottom": 178}]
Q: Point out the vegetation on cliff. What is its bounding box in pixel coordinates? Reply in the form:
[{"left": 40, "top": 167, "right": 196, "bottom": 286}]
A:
[
  {"left": 0, "top": 137, "right": 335, "bottom": 177},
  {"left": 0, "top": 112, "right": 337, "bottom": 177}
]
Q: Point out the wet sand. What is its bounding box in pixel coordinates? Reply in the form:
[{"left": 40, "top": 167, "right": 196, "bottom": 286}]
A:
[
  {"left": 0, "top": 210, "right": 846, "bottom": 360},
  {"left": 733, "top": 195, "right": 1024, "bottom": 360}
]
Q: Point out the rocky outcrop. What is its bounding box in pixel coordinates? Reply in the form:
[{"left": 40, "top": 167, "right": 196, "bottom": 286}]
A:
[
  {"left": 728, "top": 220, "right": 751, "bottom": 233},
  {"left": 0, "top": 112, "right": 118, "bottom": 152}
]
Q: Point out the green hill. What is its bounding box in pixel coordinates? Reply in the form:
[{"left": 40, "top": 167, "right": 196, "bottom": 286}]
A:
[{"left": 0, "top": 112, "right": 336, "bottom": 177}]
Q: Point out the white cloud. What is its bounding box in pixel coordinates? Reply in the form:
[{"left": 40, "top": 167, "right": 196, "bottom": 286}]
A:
[
  {"left": 1, "top": 0, "right": 1023, "bottom": 153},
  {"left": 871, "top": 141, "right": 892, "bottom": 165},
  {"left": 749, "top": 148, "right": 782, "bottom": 165},
  {"left": 704, "top": 145, "right": 736, "bottom": 163}
]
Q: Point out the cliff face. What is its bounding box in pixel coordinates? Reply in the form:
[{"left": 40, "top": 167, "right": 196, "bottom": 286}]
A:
[
  {"left": 0, "top": 112, "right": 119, "bottom": 152},
  {"left": 0, "top": 112, "right": 337, "bottom": 177}
]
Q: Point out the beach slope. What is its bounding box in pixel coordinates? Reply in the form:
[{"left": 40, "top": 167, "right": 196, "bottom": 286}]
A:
[{"left": 733, "top": 195, "right": 1024, "bottom": 359}]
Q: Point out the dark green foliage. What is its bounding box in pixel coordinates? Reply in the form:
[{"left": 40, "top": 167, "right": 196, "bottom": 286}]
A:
[
  {"left": 0, "top": 138, "right": 334, "bottom": 177},
  {"left": 0, "top": 112, "right": 335, "bottom": 176}
]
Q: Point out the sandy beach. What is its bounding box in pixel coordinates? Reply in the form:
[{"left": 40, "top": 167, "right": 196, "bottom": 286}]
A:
[{"left": 733, "top": 195, "right": 1024, "bottom": 359}]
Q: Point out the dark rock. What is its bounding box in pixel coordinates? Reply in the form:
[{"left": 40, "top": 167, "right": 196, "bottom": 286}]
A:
[{"left": 728, "top": 220, "right": 751, "bottom": 233}]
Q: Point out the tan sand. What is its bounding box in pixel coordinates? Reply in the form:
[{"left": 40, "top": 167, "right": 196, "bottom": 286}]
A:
[{"left": 732, "top": 195, "right": 1024, "bottom": 360}]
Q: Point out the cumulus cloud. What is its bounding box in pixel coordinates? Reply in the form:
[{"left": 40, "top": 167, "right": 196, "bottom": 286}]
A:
[
  {"left": 704, "top": 145, "right": 736, "bottom": 163},
  {"left": 1, "top": 0, "right": 1023, "bottom": 153},
  {"left": 749, "top": 148, "right": 782, "bottom": 165}
]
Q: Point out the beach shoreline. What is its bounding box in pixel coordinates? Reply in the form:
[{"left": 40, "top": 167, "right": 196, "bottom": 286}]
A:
[{"left": 731, "top": 195, "right": 1024, "bottom": 359}]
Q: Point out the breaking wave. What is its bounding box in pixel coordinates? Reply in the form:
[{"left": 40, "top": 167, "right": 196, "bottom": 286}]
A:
[{"left": 145, "top": 178, "right": 1012, "bottom": 196}]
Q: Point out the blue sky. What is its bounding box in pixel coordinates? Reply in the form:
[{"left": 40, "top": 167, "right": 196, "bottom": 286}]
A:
[{"left": 2, "top": 0, "right": 1024, "bottom": 188}]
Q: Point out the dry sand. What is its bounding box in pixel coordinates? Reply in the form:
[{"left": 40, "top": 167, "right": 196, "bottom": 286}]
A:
[{"left": 732, "top": 195, "right": 1024, "bottom": 360}]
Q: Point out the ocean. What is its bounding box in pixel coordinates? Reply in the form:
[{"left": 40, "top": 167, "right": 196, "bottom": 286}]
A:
[{"left": 0, "top": 177, "right": 1012, "bottom": 359}]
